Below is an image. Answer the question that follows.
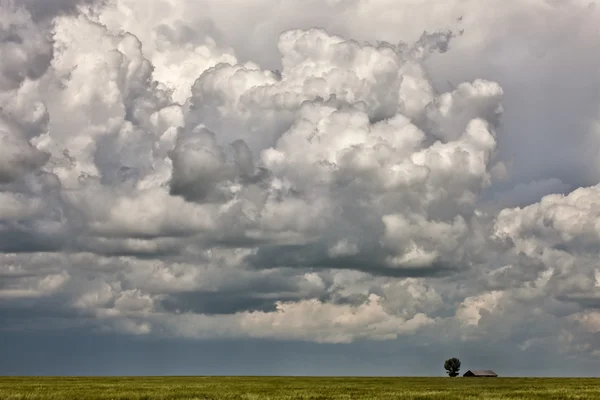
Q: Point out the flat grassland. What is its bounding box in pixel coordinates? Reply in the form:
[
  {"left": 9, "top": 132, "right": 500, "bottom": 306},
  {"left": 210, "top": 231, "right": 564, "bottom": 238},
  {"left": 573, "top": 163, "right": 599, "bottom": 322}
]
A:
[{"left": 2, "top": 377, "right": 600, "bottom": 400}]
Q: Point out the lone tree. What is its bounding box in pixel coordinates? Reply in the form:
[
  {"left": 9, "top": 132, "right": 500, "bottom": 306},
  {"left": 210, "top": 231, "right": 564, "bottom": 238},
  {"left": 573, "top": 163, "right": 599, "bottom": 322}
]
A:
[{"left": 444, "top": 357, "right": 461, "bottom": 377}]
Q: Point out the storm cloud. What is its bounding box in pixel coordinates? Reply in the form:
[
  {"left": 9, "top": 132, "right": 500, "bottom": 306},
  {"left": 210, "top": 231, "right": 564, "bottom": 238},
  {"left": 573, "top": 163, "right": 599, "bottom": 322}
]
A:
[{"left": 1, "top": 0, "right": 600, "bottom": 374}]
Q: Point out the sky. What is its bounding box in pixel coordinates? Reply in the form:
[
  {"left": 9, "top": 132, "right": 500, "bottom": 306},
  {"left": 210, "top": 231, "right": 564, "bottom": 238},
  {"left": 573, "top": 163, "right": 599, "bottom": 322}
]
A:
[{"left": 1, "top": 0, "right": 600, "bottom": 377}]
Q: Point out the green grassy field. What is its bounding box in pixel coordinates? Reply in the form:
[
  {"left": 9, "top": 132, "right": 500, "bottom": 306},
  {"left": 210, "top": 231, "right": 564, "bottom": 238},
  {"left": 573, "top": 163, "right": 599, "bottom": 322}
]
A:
[{"left": 2, "top": 377, "right": 600, "bottom": 400}]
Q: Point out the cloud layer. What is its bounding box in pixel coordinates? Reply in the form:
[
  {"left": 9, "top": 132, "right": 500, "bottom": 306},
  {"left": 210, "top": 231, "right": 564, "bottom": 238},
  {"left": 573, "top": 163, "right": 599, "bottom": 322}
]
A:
[{"left": 2, "top": 0, "right": 600, "bottom": 365}]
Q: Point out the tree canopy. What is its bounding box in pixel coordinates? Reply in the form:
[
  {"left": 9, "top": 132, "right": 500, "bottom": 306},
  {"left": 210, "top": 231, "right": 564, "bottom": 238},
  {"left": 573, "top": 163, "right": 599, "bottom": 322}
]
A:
[{"left": 444, "top": 357, "right": 461, "bottom": 377}]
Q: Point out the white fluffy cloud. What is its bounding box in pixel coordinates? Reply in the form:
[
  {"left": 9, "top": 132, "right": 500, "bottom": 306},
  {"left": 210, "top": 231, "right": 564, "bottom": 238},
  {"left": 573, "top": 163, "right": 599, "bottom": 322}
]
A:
[{"left": 1, "top": 0, "right": 600, "bottom": 364}]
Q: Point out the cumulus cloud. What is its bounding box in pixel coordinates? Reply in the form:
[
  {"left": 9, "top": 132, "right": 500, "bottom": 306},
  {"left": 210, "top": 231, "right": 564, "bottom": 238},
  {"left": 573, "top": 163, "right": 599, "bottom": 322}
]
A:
[{"left": 1, "top": 0, "right": 600, "bottom": 368}]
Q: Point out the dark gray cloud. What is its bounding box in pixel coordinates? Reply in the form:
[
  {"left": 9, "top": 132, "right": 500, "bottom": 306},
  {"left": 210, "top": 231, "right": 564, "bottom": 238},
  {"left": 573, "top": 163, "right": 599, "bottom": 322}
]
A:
[
  {"left": 2, "top": 330, "right": 600, "bottom": 377},
  {"left": 18, "top": 0, "right": 105, "bottom": 20}
]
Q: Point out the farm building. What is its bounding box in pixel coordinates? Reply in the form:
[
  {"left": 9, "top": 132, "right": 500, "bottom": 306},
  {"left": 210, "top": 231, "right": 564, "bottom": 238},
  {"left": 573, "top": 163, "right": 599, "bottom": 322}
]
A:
[{"left": 463, "top": 370, "right": 498, "bottom": 377}]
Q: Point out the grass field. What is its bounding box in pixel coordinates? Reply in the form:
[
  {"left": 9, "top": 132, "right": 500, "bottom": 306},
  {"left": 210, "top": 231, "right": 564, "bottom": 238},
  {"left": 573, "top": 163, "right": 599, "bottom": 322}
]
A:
[{"left": 2, "top": 376, "right": 600, "bottom": 400}]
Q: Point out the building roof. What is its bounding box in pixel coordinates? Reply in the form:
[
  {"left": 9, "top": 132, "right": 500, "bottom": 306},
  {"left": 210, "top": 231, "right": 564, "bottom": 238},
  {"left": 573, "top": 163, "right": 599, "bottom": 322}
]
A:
[{"left": 463, "top": 370, "right": 497, "bottom": 377}]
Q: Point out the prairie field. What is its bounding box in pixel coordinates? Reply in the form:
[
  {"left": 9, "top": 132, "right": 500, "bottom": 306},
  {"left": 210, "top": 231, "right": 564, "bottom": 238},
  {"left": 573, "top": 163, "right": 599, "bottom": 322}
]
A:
[{"left": 1, "top": 376, "right": 600, "bottom": 400}]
